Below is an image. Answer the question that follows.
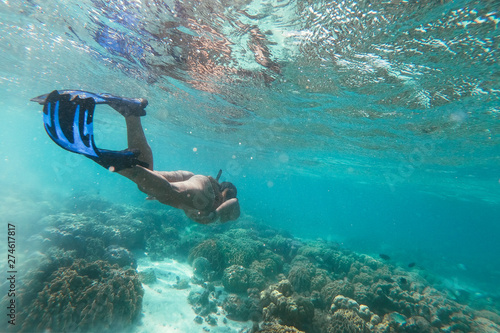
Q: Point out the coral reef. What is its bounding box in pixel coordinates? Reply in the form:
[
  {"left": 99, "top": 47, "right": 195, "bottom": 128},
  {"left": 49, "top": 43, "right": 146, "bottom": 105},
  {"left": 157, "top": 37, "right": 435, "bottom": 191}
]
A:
[
  {"left": 39, "top": 211, "right": 146, "bottom": 251},
  {"left": 223, "top": 293, "right": 261, "bottom": 321},
  {"left": 188, "top": 289, "right": 217, "bottom": 316},
  {"left": 104, "top": 245, "right": 137, "bottom": 268},
  {"left": 288, "top": 264, "right": 313, "bottom": 293},
  {"left": 261, "top": 281, "right": 315, "bottom": 330},
  {"left": 188, "top": 239, "right": 225, "bottom": 277},
  {"left": 17, "top": 196, "right": 498, "bottom": 333},
  {"left": 19, "top": 260, "right": 143, "bottom": 332},
  {"left": 321, "top": 280, "right": 355, "bottom": 308},
  {"left": 192, "top": 256, "right": 214, "bottom": 281},
  {"left": 258, "top": 323, "right": 305, "bottom": 332},
  {"left": 326, "top": 309, "right": 370, "bottom": 333},
  {"left": 222, "top": 265, "right": 265, "bottom": 292},
  {"left": 144, "top": 226, "right": 181, "bottom": 260}
]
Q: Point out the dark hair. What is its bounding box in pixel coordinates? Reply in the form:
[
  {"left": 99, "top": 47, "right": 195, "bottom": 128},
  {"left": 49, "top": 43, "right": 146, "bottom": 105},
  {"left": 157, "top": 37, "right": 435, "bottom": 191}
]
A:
[{"left": 220, "top": 182, "right": 237, "bottom": 199}]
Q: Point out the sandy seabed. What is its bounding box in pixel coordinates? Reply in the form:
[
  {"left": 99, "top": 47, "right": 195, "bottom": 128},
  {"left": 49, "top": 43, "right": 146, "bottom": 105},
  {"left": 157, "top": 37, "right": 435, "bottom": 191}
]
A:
[{"left": 132, "top": 257, "right": 253, "bottom": 333}]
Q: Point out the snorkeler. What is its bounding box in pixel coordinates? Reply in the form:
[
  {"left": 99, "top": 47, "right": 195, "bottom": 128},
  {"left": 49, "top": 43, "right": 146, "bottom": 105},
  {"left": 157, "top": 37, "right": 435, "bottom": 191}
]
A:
[{"left": 31, "top": 90, "right": 240, "bottom": 224}]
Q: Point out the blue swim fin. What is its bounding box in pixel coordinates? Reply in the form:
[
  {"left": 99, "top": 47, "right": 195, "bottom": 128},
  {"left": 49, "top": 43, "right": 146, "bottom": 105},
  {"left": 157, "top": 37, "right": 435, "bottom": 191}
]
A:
[{"left": 37, "top": 90, "right": 148, "bottom": 171}]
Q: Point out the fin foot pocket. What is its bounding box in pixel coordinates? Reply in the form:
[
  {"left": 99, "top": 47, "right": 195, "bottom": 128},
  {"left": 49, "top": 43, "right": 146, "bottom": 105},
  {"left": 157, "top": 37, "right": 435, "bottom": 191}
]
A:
[{"left": 31, "top": 90, "right": 147, "bottom": 117}]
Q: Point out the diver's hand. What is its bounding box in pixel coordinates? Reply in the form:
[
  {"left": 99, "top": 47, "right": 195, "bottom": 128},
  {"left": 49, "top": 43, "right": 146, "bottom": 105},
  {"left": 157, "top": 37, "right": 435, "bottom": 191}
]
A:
[
  {"left": 191, "top": 211, "right": 217, "bottom": 225},
  {"left": 215, "top": 198, "right": 240, "bottom": 223}
]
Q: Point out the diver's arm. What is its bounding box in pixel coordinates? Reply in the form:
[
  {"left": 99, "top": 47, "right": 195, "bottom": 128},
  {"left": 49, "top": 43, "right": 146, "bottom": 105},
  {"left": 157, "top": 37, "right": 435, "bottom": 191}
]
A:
[
  {"left": 215, "top": 198, "right": 240, "bottom": 222},
  {"left": 118, "top": 166, "right": 181, "bottom": 203},
  {"left": 157, "top": 171, "right": 194, "bottom": 183}
]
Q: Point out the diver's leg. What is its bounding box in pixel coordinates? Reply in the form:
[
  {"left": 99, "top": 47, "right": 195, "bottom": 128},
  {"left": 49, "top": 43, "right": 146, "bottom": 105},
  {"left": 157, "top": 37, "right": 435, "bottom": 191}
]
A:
[{"left": 124, "top": 116, "right": 154, "bottom": 170}]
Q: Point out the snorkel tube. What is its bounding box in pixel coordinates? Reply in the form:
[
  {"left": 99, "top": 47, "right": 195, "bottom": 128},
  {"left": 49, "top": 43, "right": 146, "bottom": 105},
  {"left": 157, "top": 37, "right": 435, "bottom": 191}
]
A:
[{"left": 215, "top": 169, "right": 222, "bottom": 182}]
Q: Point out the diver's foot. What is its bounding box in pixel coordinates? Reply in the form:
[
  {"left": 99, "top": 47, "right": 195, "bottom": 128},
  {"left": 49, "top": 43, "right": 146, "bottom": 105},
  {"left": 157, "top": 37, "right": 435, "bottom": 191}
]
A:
[
  {"left": 101, "top": 94, "right": 148, "bottom": 117},
  {"left": 30, "top": 90, "right": 148, "bottom": 117}
]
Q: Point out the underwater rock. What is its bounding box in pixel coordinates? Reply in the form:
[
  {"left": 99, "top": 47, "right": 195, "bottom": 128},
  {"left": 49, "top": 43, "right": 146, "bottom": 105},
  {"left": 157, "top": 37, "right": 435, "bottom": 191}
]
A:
[
  {"left": 174, "top": 276, "right": 190, "bottom": 289},
  {"left": 205, "top": 314, "right": 218, "bottom": 326},
  {"left": 187, "top": 289, "right": 217, "bottom": 316},
  {"left": 20, "top": 259, "right": 143, "bottom": 332},
  {"left": 138, "top": 268, "right": 157, "bottom": 285},
  {"left": 104, "top": 245, "right": 137, "bottom": 268}
]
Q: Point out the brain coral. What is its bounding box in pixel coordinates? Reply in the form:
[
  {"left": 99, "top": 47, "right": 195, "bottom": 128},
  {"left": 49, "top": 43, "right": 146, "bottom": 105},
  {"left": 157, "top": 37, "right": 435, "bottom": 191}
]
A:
[
  {"left": 20, "top": 259, "right": 143, "bottom": 332},
  {"left": 321, "top": 281, "right": 355, "bottom": 309},
  {"left": 188, "top": 238, "right": 225, "bottom": 275}
]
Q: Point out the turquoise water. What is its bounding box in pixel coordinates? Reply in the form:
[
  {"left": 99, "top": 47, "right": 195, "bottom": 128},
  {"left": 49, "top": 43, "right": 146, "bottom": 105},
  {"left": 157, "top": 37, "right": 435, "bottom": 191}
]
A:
[{"left": 1, "top": 0, "right": 500, "bottom": 331}]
